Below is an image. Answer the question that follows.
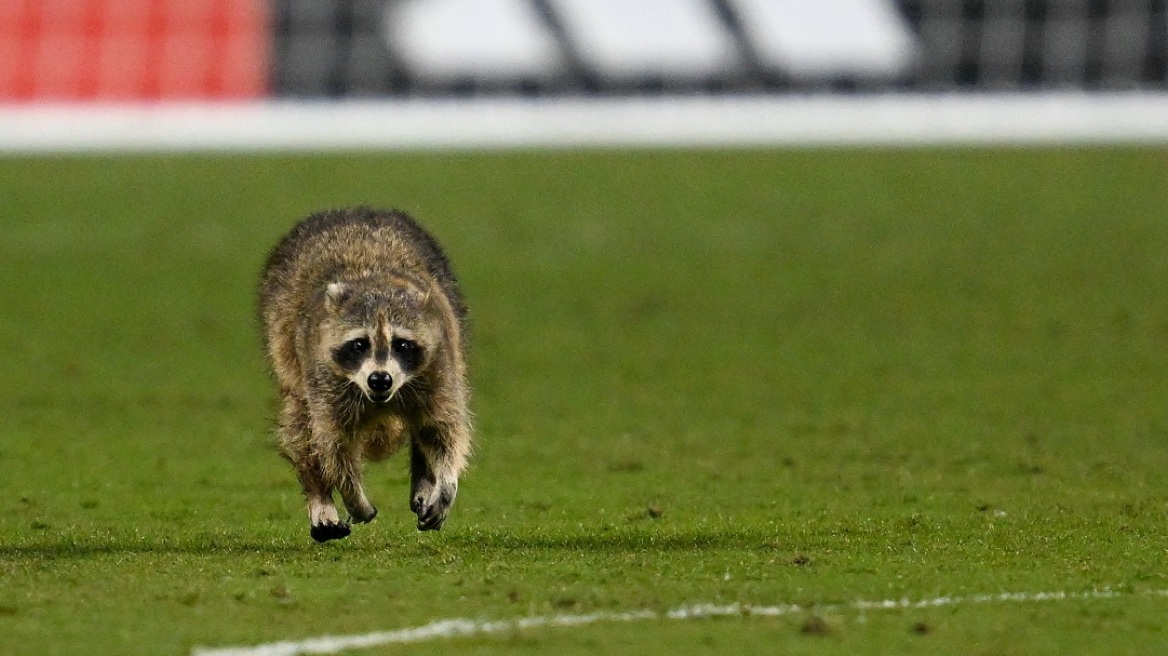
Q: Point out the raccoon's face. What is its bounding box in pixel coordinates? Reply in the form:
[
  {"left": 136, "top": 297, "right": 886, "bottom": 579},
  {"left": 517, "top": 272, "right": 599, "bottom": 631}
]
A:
[{"left": 321, "top": 280, "right": 439, "bottom": 404}]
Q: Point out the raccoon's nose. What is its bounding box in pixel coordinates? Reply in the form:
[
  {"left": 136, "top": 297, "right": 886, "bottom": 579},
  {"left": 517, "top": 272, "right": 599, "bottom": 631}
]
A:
[{"left": 367, "top": 372, "right": 393, "bottom": 393}]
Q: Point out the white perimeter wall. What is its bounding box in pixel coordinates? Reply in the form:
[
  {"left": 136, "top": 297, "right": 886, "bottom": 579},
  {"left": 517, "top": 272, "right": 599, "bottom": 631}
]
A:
[{"left": 2, "top": 92, "right": 1168, "bottom": 153}]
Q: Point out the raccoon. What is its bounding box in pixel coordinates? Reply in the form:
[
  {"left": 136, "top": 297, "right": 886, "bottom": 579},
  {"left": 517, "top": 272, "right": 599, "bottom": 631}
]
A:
[{"left": 258, "top": 207, "right": 472, "bottom": 542}]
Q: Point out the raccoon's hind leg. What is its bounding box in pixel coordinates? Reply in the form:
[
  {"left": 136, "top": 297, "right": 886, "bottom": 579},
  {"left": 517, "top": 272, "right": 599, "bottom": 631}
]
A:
[
  {"left": 279, "top": 398, "right": 350, "bottom": 542},
  {"left": 333, "top": 443, "right": 378, "bottom": 525},
  {"left": 409, "top": 422, "right": 470, "bottom": 531},
  {"left": 308, "top": 415, "right": 379, "bottom": 528}
]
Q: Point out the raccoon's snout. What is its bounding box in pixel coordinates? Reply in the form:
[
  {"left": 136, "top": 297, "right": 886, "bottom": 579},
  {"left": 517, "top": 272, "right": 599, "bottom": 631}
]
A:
[{"left": 367, "top": 372, "right": 393, "bottom": 394}]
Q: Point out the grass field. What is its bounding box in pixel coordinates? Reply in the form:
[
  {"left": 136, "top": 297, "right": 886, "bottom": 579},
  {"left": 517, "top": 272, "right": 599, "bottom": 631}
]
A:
[{"left": 1, "top": 148, "right": 1167, "bottom": 655}]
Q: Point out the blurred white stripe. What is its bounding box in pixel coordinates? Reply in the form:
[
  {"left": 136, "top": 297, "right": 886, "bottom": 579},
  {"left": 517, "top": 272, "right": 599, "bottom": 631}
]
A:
[
  {"left": 548, "top": 0, "right": 741, "bottom": 79},
  {"left": 384, "top": 0, "right": 565, "bottom": 83},
  {"left": 730, "top": 0, "right": 919, "bottom": 79},
  {"left": 2, "top": 93, "right": 1168, "bottom": 153}
]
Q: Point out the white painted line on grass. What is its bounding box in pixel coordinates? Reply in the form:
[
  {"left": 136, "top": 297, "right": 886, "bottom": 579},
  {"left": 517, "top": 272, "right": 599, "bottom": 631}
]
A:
[
  {"left": 3, "top": 92, "right": 1168, "bottom": 153},
  {"left": 191, "top": 587, "right": 1165, "bottom": 656}
]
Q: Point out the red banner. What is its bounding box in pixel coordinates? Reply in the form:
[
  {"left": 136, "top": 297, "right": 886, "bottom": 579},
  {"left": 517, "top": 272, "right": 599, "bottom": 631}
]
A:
[{"left": 0, "top": 0, "right": 268, "bottom": 100}]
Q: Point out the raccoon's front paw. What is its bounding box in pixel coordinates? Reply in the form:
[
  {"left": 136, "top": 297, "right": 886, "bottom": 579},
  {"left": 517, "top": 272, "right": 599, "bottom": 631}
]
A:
[
  {"left": 410, "top": 480, "right": 457, "bottom": 532},
  {"left": 308, "top": 500, "right": 351, "bottom": 542},
  {"left": 310, "top": 520, "right": 351, "bottom": 543}
]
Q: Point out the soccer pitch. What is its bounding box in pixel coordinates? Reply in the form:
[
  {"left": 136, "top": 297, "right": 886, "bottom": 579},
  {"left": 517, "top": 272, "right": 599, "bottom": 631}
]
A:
[{"left": 1, "top": 148, "right": 1166, "bottom": 654}]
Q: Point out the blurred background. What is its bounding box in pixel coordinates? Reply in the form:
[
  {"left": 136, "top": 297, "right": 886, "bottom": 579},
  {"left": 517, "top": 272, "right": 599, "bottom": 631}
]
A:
[
  {"left": 2, "top": 0, "right": 1165, "bottom": 103},
  {"left": 3, "top": 8, "right": 1168, "bottom": 652}
]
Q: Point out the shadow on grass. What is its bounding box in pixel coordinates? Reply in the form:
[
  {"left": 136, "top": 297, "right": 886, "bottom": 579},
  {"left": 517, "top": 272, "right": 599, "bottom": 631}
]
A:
[
  {"left": 441, "top": 529, "right": 785, "bottom": 553},
  {"left": 0, "top": 524, "right": 788, "bottom": 561},
  {"left": 0, "top": 535, "right": 321, "bottom": 560}
]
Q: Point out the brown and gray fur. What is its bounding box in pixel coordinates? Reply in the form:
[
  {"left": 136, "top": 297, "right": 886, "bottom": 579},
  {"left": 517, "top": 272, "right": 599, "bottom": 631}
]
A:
[{"left": 259, "top": 207, "right": 471, "bottom": 542}]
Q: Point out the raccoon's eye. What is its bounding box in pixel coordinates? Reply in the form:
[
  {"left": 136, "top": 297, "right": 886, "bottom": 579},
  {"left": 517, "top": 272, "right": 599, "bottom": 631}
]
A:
[
  {"left": 392, "top": 338, "right": 423, "bottom": 369},
  {"left": 333, "top": 337, "right": 371, "bottom": 370}
]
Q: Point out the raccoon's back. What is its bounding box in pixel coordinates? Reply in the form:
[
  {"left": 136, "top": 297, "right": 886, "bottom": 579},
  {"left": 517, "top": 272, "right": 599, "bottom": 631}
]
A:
[{"left": 259, "top": 207, "right": 467, "bottom": 325}]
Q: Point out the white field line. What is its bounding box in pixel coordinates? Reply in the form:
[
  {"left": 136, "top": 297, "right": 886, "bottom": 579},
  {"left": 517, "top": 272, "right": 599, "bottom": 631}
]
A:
[
  {"left": 191, "top": 587, "right": 1168, "bottom": 656},
  {"left": 3, "top": 92, "right": 1168, "bottom": 153}
]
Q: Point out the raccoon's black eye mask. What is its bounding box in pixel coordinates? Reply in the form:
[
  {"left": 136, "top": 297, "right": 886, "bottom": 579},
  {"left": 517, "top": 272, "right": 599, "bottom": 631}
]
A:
[
  {"left": 392, "top": 338, "right": 423, "bottom": 371},
  {"left": 334, "top": 337, "right": 371, "bottom": 370}
]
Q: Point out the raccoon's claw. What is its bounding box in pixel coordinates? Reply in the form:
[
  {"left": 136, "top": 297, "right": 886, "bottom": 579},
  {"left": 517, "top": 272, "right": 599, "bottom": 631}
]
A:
[
  {"left": 415, "top": 508, "right": 447, "bottom": 532},
  {"left": 348, "top": 504, "right": 378, "bottom": 524},
  {"left": 310, "top": 521, "right": 351, "bottom": 542},
  {"left": 411, "top": 484, "right": 455, "bottom": 532}
]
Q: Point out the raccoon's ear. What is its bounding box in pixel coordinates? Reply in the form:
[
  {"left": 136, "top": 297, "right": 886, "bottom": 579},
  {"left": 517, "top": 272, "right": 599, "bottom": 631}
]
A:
[
  {"left": 419, "top": 282, "right": 440, "bottom": 311},
  {"left": 421, "top": 280, "right": 451, "bottom": 318},
  {"left": 325, "top": 282, "right": 350, "bottom": 313}
]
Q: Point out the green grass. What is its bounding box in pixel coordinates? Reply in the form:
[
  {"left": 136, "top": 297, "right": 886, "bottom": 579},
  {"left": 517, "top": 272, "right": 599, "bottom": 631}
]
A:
[{"left": 1, "top": 148, "right": 1167, "bottom": 655}]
